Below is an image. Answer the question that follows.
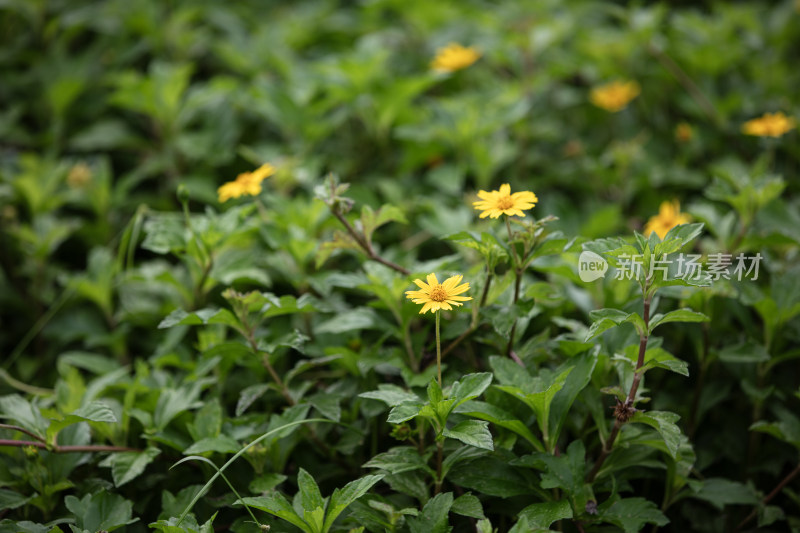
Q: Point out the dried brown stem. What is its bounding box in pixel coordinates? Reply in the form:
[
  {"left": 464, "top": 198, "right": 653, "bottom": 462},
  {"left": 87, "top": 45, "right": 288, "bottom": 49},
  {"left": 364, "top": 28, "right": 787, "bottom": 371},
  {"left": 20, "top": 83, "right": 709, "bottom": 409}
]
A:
[
  {"left": 735, "top": 461, "right": 800, "bottom": 532},
  {"left": 587, "top": 289, "right": 652, "bottom": 482},
  {"left": 0, "top": 439, "right": 139, "bottom": 453},
  {"left": 331, "top": 210, "right": 409, "bottom": 275}
]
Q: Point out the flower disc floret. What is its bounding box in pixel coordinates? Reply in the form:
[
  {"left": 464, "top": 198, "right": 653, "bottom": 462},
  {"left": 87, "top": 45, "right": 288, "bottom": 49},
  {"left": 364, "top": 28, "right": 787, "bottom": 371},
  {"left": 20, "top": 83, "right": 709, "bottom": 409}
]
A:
[
  {"left": 405, "top": 273, "right": 472, "bottom": 314},
  {"left": 472, "top": 183, "right": 538, "bottom": 219}
]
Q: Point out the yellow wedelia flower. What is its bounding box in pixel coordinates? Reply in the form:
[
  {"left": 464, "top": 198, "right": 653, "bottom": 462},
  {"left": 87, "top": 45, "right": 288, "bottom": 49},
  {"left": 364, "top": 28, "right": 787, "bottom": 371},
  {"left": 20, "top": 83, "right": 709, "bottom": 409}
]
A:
[
  {"left": 590, "top": 80, "right": 641, "bottom": 113},
  {"left": 217, "top": 163, "right": 276, "bottom": 203},
  {"left": 644, "top": 200, "right": 691, "bottom": 239},
  {"left": 431, "top": 43, "right": 481, "bottom": 72},
  {"left": 473, "top": 183, "right": 538, "bottom": 219},
  {"left": 405, "top": 273, "right": 472, "bottom": 314},
  {"left": 741, "top": 112, "right": 796, "bottom": 138}
]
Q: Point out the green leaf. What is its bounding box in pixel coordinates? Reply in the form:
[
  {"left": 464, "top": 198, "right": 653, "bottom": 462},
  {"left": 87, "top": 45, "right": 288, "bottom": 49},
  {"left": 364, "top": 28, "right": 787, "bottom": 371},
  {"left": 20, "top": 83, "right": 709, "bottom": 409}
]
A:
[
  {"left": 153, "top": 383, "right": 208, "bottom": 431},
  {"left": 689, "top": 478, "right": 759, "bottom": 510},
  {"left": 47, "top": 400, "right": 118, "bottom": 439},
  {"left": 316, "top": 308, "right": 382, "bottom": 334},
  {"left": 183, "top": 436, "right": 240, "bottom": 455},
  {"left": 363, "top": 447, "right": 433, "bottom": 475},
  {"left": 158, "top": 308, "right": 241, "bottom": 330},
  {"left": 442, "top": 420, "right": 494, "bottom": 451},
  {"left": 236, "top": 384, "right": 270, "bottom": 417},
  {"left": 585, "top": 309, "right": 645, "bottom": 340},
  {"left": 359, "top": 385, "right": 420, "bottom": 407},
  {"left": 451, "top": 493, "right": 485, "bottom": 519},
  {"left": 717, "top": 340, "right": 770, "bottom": 363},
  {"left": 454, "top": 400, "right": 544, "bottom": 451},
  {"left": 0, "top": 489, "right": 34, "bottom": 510},
  {"left": 450, "top": 373, "right": 493, "bottom": 407},
  {"left": 548, "top": 351, "right": 597, "bottom": 449},
  {"left": 599, "top": 497, "right": 669, "bottom": 533},
  {"left": 518, "top": 499, "right": 572, "bottom": 529},
  {"left": 524, "top": 440, "right": 586, "bottom": 495},
  {"left": 0, "top": 395, "right": 49, "bottom": 439},
  {"left": 387, "top": 401, "right": 425, "bottom": 424},
  {"left": 407, "top": 492, "right": 453, "bottom": 533},
  {"left": 236, "top": 494, "right": 311, "bottom": 532},
  {"left": 99, "top": 447, "right": 161, "bottom": 487},
  {"left": 322, "top": 474, "right": 385, "bottom": 532},
  {"left": 648, "top": 308, "right": 708, "bottom": 333},
  {"left": 297, "top": 468, "right": 326, "bottom": 516},
  {"left": 448, "top": 455, "right": 537, "bottom": 498},
  {"left": 629, "top": 411, "right": 682, "bottom": 459},
  {"left": 64, "top": 491, "right": 138, "bottom": 532}
]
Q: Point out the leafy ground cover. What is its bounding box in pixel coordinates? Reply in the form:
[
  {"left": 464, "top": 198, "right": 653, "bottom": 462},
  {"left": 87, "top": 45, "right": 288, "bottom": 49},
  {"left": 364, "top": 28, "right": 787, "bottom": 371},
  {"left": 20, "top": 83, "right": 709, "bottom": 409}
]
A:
[{"left": 1, "top": 1, "right": 799, "bottom": 532}]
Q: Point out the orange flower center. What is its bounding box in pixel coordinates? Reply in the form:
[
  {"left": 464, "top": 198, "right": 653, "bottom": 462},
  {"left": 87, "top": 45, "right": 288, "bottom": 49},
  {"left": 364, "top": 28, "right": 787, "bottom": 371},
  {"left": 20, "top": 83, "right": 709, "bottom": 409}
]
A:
[
  {"left": 497, "top": 196, "right": 514, "bottom": 210},
  {"left": 430, "top": 286, "right": 448, "bottom": 302}
]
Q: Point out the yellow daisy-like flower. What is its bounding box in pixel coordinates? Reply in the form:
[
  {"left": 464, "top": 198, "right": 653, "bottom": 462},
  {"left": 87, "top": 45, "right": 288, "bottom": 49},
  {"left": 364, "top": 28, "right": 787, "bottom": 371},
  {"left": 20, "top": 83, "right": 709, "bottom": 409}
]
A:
[
  {"left": 741, "top": 112, "right": 796, "bottom": 138},
  {"left": 431, "top": 43, "right": 481, "bottom": 73},
  {"left": 217, "top": 163, "right": 276, "bottom": 203},
  {"left": 473, "top": 183, "right": 538, "bottom": 219},
  {"left": 644, "top": 200, "right": 691, "bottom": 239},
  {"left": 590, "top": 80, "right": 641, "bottom": 113},
  {"left": 405, "top": 273, "right": 472, "bottom": 315}
]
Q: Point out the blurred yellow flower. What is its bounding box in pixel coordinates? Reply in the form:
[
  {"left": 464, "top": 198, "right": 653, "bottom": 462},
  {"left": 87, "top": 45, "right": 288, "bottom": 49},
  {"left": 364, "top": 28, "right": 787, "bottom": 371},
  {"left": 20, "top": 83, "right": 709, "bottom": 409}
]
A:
[
  {"left": 590, "top": 80, "right": 641, "bottom": 112},
  {"left": 644, "top": 200, "right": 691, "bottom": 239},
  {"left": 217, "top": 163, "right": 275, "bottom": 203},
  {"left": 741, "top": 112, "right": 796, "bottom": 138},
  {"left": 473, "top": 183, "right": 538, "bottom": 219},
  {"left": 431, "top": 43, "right": 481, "bottom": 72},
  {"left": 405, "top": 273, "right": 472, "bottom": 315},
  {"left": 67, "top": 162, "right": 92, "bottom": 188},
  {"left": 675, "top": 122, "right": 693, "bottom": 143}
]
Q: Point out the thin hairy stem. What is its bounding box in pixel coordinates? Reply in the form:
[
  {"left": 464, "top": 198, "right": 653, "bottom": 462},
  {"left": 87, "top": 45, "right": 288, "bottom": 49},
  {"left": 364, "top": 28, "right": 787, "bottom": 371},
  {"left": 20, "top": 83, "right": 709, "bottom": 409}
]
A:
[
  {"left": 587, "top": 285, "right": 652, "bottom": 482},
  {"left": 331, "top": 209, "right": 409, "bottom": 275}
]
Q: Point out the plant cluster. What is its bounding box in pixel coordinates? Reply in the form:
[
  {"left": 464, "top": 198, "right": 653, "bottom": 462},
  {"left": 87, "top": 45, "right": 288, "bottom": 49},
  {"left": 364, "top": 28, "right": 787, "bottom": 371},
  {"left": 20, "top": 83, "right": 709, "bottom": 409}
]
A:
[{"left": 0, "top": 1, "right": 799, "bottom": 532}]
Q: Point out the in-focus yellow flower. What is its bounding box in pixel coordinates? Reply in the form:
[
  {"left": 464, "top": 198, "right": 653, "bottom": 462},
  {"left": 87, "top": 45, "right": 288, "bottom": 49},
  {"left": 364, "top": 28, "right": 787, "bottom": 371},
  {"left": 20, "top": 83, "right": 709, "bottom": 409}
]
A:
[
  {"left": 644, "top": 200, "right": 691, "bottom": 239},
  {"left": 217, "top": 163, "right": 276, "bottom": 203},
  {"left": 675, "top": 122, "right": 693, "bottom": 143},
  {"left": 473, "top": 183, "right": 538, "bottom": 219},
  {"left": 590, "top": 80, "right": 641, "bottom": 113},
  {"left": 431, "top": 43, "right": 481, "bottom": 72},
  {"left": 405, "top": 273, "right": 472, "bottom": 314},
  {"left": 741, "top": 112, "right": 796, "bottom": 138}
]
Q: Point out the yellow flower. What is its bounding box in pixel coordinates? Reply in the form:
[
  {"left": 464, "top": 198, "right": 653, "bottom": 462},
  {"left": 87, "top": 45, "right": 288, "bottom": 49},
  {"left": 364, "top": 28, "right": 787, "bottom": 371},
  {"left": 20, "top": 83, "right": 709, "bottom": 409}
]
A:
[
  {"left": 675, "top": 122, "right": 693, "bottom": 143},
  {"left": 217, "top": 163, "right": 276, "bottom": 203},
  {"left": 431, "top": 43, "right": 481, "bottom": 72},
  {"left": 741, "top": 112, "right": 796, "bottom": 138},
  {"left": 473, "top": 183, "right": 538, "bottom": 219},
  {"left": 644, "top": 200, "right": 691, "bottom": 239},
  {"left": 405, "top": 273, "right": 472, "bottom": 314},
  {"left": 590, "top": 80, "right": 641, "bottom": 113}
]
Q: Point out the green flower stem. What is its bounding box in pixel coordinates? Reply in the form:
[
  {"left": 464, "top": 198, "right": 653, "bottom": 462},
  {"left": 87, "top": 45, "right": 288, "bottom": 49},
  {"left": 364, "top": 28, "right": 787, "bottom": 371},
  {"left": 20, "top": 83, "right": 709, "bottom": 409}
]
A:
[
  {"left": 435, "top": 439, "right": 444, "bottom": 495},
  {"left": 435, "top": 311, "right": 442, "bottom": 387},
  {"left": 441, "top": 269, "right": 492, "bottom": 359},
  {"left": 504, "top": 217, "right": 525, "bottom": 362}
]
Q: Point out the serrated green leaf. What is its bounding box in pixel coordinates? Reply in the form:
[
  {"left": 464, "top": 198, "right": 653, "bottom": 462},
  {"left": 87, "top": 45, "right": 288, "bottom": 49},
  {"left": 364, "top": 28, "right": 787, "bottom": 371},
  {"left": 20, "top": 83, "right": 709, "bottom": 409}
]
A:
[
  {"left": 599, "top": 497, "right": 669, "bottom": 533},
  {"left": 442, "top": 420, "right": 494, "bottom": 450},
  {"left": 630, "top": 411, "right": 682, "bottom": 459},
  {"left": 648, "top": 308, "right": 709, "bottom": 333},
  {"left": 407, "top": 492, "right": 453, "bottom": 533},
  {"left": 323, "top": 474, "right": 385, "bottom": 531},
  {"left": 518, "top": 499, "right": 572, "bottom": 529},
  {"left": 100, "top": 447, "right": 161, "bottom": 487}
]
